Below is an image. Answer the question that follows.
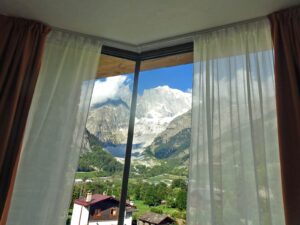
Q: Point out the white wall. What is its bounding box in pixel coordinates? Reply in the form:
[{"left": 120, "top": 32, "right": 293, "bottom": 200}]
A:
[
  {"left": 124, "top": 216, "right": 132, "bottom": 225},
  {"left": 71, "top": 204, "right": 132, "bottom": 225},
  {"left": 71, "top": 203, "right": 89, "bottom": 225},
  {"left": 88, "top": 215, "right": 132, "bottom": 225},
  {"left": 88, "top": 214, "right": 132, "bottom": 225},
  {"left": 89, "top": 221, "right": 117, "bottom": 225}
]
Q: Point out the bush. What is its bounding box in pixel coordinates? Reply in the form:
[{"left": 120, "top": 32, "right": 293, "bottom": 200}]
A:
[
  {"left": 171, "top": 211, "right": 185, "bottom": 219},
  {"left": 175, "top": 190, "right": 187, "bottom": 210},
  {"left": 144, "top": 185, "right": 161, "bottom": 206},
  {"left": 150, "top": 207, "right": 163, "bottom": 214}
]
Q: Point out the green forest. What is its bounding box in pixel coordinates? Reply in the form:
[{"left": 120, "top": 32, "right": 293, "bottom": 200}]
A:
[
  {"left": 70, "top": 177, "right": 187, "bottom": 220},
  {"left": 67, "top": 143, "right": 188, "bottom": 224}
]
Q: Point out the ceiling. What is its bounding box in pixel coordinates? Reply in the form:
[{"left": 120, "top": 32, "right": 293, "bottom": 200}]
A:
[{"left": 0, "top": 0, "right": 299, "bottom": 48}]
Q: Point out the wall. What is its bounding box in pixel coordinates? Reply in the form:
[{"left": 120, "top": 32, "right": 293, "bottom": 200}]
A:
[
  {"left": 88, "top": 216, "right": 132, "bottom": 225},
  {"left": 71, "top": 204, "right": 89, "bottom": 225},
  {"left": 89, "top": 200, "right": 119, "bottom": 221},
  {"left": 71, "top": 200, "right": 133, "bottom": 225}
]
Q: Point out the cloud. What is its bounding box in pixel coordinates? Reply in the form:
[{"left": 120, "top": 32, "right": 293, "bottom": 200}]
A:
[
  {"left": 90, "top": 75, "right": 128, "bottom": 106},
  {"left": 186, "top": 88, "right": 193, "bottom": 93},
  {"left": 217, "top": 68, "right": 275, "bottom": 100}
]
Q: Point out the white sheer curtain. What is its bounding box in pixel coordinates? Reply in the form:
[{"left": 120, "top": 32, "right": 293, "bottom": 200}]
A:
[
  {"left": 6, "top": 31, "right": 101, "bottom": 225},
  {"left": 188, "top": 19, "right": 285, "bottom": 225}
]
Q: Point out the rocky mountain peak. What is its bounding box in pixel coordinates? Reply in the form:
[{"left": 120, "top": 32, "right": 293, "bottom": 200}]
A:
[{"left": 86, "top": 85, "right": 192, "bottom": 158}]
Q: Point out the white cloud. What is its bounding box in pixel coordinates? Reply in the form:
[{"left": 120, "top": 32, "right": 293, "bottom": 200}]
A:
[
  {"left": 216, "top": 68, "right": 275, "bottom": 101},
  {"left": 90, "top": 75, "right": 128, "bottom": 106},
  {"left": 186, "top": 88, "right": 193, "bottom": 93}
]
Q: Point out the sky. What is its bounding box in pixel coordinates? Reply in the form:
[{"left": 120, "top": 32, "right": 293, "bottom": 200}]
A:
[
  {"left": 90, "top": 63, "right": 193, "bottom": 106},
  {"left": 137, "top": 63, "right": 193, "bottom": 94}
]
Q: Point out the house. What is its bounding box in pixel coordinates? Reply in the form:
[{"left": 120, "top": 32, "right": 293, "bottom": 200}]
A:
[
  {"left": 74, "top": 179, "right": 83, "bottom": 183},
  {"left": 71, "top": 193, "right": 135, "bottom": 225},
  {"left": 138, "top": 212, "right": 176, "bottom": 225}
]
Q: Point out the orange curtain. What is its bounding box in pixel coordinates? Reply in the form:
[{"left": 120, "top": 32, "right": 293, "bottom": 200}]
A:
[
  {"left": 268, "top": 6, "right": 300, "bottom": 225},
  {"left": 0, "top": 15, "right": 50, "bottom": 223}
]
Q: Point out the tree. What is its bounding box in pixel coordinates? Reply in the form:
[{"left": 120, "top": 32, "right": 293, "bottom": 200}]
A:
[
  {"left": 156, "top": 182, "right": 168, "bottom": 201},
  {"left": 171, "top": 179, "right": 187, "bottom": 190},
  {"left": 70, "top": 185, "right": 81, "bottom": 208},
  {"left": 144, "top": 185, "right": 161, "bottom": 206},
  {"left": 175, "top": 190, "right": 187, "bottom": 210}
]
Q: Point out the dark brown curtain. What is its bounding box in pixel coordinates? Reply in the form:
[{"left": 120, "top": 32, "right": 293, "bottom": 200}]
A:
[
  {"left": 0, "top": 15, "right": 50, "bottom": 222},
  {"left": 268, "top": 6, "right": 300, "bottom": 225}
]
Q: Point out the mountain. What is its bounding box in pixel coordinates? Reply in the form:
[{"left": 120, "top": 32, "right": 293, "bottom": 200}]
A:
[
  {"left": 86, "top": 99, "right": 130, "bottom": 145},
  {"left": 145, "top": 110, "right": 191, "bottom": 164},
  {"left": 86, "top": 85, "right": 192, "bottom": 158},
  {"left": 81, "top": 128, "right": 103, "bottom": 153},
  {"left": 78, "top": 147, "right": 123, "bottom": 175},
  {"left": 133, "top": 86, "right": 191, "bottom": 155},
  {"left": 78, "top": 129, "right": 123, "bottom": 175}
]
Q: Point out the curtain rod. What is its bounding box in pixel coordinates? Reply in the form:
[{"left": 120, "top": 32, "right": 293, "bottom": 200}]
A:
[
  {"left": 52, "top": 26, "right": 138, "bottom": 52},
  {"left": 52, "top": 15, "right": 267, "bottom": 53},
  {"left": 138, "top": 16, "right": 267, "bottom": 52}
]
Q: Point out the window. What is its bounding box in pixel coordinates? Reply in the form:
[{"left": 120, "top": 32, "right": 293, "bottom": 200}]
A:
[
  {"left": 128, "top": 62, "right": 193, "bottom": 221},
  {"left": 66, "top": 37, "right": 283, "bottom": 225},
  {"left": 95, "top": 209, "right": 101, "bottom": 217},
  {"left": 111, "top": 208, "right": 117, "bottom": 216},
  {"left": 68, "top": 48, "right": 193, "bottom": 225},
  {"left": 68, "top": 54, "right": 135, "bottom": 224}
]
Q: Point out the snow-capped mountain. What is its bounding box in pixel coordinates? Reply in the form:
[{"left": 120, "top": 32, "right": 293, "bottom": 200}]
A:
[
  {"left": 133, "top": 86, "right": 191, "bottom": 155},
  {"left": 85, "top": 85, "right": 192, "bottom": 158}
]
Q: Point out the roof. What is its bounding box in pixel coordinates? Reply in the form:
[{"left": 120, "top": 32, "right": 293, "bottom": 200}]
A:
[
  {"left": 74, "top": 194, "right": 112, "bottom": 207},
  {"left": 138, "top": 212, "right": 175, "bottom": 224},
  {"left": 74, "top": 194, "right": 135, "bottom": 208}
]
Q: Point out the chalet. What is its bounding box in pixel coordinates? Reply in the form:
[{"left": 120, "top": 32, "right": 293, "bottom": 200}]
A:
[
  {"left": 71, "top": 193, "right": 135, "bottom": 225},
  {"left": 138, "top": 212, "right": 176, "bottom": 225}
]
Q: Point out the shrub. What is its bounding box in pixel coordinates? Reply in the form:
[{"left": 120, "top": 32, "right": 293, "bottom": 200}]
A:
[{"left": 150, "top": 207, "right": 163, "bottom": 214}]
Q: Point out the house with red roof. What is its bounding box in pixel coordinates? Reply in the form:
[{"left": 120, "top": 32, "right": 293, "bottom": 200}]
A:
[{"left": 70, "top": 193, "right": 135, "bottom": 225}]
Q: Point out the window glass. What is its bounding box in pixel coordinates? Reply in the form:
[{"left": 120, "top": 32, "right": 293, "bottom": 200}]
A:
[
  {"left": 67, "top": 72, "right": 134, "bottom": 224},
  {"left": 128, "top": 63, "right": 193, "bottom": 224},
  {"left": 67, "top": 54, "right": 193, "bottom": 225}
]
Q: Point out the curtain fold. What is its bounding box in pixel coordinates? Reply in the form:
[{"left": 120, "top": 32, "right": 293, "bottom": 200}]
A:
[
  {"left": 0, "top": 15, "right": 50, "bottom": 220},
  {"left": 268, "top": 7, "right": 300, "bottom": 225},
  {"left": 5, "top": 30, "right": 102, "bottom": 225},
  {"left": 188, "top": 19, "right": 285, "bottom": 225}
]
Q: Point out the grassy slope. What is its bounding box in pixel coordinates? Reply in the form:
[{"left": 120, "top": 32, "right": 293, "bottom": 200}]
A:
[{"left": 133, "top": 200, "right": 185, "bottom": 220}]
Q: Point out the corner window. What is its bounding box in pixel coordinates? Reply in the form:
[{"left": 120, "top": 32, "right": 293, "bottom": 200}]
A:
[{"left": 68, "top": 51, "right": 193, "bottom": 225}]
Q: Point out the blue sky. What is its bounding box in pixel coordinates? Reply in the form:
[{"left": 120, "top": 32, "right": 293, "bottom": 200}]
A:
[
  {"left": 91, "top": 63, "right": 193, "bottom": 106},
  {"left": 128, "top": 63, "right": 193, "bottom": 94},
  {"left": 139, "top": 63, "right": 193, "bottom": 94}
]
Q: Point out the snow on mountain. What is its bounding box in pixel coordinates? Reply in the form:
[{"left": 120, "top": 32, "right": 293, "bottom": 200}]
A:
[
  {"left": 86, "top": 83, "right": 192, "bottom": 158},
  {"left": 133, "top": 86, "right": 191, "bottom": 155}
]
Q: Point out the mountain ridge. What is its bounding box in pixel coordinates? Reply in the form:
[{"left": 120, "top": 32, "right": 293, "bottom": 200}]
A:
[{"left": 86, "top": 85, "right": 192, "bottom": 159}]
